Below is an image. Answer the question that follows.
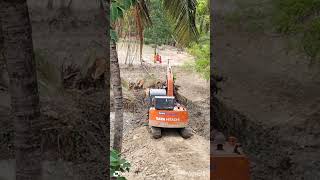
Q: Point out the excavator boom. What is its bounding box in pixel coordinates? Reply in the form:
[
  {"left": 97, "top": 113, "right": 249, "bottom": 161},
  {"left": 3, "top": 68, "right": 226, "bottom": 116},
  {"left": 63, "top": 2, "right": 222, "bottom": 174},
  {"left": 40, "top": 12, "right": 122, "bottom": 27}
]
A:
[{"left": 166, "top": 61, "right": 174, "bottom": 96}]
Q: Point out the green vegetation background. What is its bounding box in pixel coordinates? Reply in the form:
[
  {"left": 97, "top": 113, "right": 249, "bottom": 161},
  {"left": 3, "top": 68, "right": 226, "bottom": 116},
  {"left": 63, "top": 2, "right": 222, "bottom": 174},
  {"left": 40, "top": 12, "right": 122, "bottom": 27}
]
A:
[{"left": 144, "top": 0, "right": 210, "bottom": 80}]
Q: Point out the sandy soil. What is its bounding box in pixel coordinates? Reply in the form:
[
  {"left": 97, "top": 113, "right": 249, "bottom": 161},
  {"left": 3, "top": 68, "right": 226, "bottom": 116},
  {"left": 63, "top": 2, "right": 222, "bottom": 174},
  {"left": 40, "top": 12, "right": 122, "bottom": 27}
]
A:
[
  {"left": 174, "top": 67, "right": 210, "bottom": 103},
  {"left": 122, "top": 127, "right": 210, "bottom": 180},
  {"left": 110, "top": 112, "right": 142, "bottom": 145},
  {"left": 117, "top": 41, "right": 194, "bottom": 66}
]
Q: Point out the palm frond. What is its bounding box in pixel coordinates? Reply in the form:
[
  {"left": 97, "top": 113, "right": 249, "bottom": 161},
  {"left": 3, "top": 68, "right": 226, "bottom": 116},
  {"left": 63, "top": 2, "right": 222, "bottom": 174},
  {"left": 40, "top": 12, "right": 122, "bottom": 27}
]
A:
[
  {"left": 134, "top": 6, "right": 144, "bottom": 62},
  {"left": 163, "top": 0, "right": 199, "bottom": 45},
  {"left": 134, "top": 0, "right": 152, "bottom": 62},
  {"left": 116, "top": 0, "right": 151, "bottom": 62}
]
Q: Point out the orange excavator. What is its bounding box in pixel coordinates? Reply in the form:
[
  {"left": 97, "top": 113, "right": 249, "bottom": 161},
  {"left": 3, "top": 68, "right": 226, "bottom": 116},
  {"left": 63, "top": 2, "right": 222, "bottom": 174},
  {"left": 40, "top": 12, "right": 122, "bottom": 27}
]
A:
[
  {"left": 145, "top": 61, "right": 192, "bottom": 138},
  {"left": 144, "top": 61, "right": 251, "bottom": 179}
]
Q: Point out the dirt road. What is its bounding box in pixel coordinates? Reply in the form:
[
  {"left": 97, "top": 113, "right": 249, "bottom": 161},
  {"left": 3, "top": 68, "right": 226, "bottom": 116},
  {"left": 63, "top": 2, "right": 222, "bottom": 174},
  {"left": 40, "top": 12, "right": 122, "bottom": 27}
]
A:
[{"left": 122, "top": 127, "right": 210, "bottom": 180}]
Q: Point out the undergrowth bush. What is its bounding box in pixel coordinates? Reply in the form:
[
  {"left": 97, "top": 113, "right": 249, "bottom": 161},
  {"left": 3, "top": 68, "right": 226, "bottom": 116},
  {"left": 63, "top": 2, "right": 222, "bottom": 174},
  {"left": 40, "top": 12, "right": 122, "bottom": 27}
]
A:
[
  {"left": 187, "top": 38, "right": 210, "bottom": 80},
  {"left": 110, "top": 149, "right": 131, "bottom": 180},
  {"left": 143, "top": 0, "right": 174, "bottom": 45}
]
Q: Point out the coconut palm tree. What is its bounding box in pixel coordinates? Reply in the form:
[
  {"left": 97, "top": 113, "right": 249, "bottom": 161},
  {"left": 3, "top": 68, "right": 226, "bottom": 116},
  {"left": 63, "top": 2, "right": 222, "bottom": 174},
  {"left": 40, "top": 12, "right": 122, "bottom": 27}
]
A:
[
  {"left": 0, "top": 1, "right": 42, "bottom": 179},
  {"left": 110, "top": 40, "right": 124, "bottom": 151},
  {"left": 110, "top": 0, "right": 199, "bottom": 152},
  {"left": 0, "top": 20, "right": 9, "bottom": 90}
]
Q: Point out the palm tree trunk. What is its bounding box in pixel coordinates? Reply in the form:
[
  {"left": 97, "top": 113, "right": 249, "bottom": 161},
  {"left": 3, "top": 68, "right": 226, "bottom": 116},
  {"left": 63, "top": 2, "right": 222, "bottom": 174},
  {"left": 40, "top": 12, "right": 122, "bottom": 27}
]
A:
[
  {"left": 110, "top": 40, "right": 124, "bottom": 152},
  {"left": 99, "top": 1, "right": 110, "bottom": 178},
  {"left": 60, "top": 0, "right": 66, "bottom": 9},
  {"left": 99, "top": 0, "right": 104, "bottom": 11},
  {"left": 67, "top": 0, "right": 73, "bottom": 10},
  {"left": 47, "top": 0, "right": 54, "bottom": 10},
  {"left": 0, "top": 1, "right": 42, "bottom": 180},
  {"left": 0, "top": 19, "right": 9, "bottom": 89}
]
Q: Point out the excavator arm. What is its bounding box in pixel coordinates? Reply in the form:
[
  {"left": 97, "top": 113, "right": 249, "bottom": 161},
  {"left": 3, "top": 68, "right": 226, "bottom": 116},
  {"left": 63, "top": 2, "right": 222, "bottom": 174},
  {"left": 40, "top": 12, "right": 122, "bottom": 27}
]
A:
[{"left": 166, "top": 61, "right": 174, "bottom": 96}]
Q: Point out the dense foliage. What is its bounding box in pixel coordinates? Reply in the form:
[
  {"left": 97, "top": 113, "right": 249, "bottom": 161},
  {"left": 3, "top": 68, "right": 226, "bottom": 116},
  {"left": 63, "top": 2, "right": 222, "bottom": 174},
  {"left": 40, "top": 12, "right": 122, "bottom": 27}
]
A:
[
  {"left": 186, "top": 0, "right": 210, "bottom": 80},
  {"left": 143, "top": 0, "right": 174, "bottom": 45},
  {"left": 196, "top": 0, "right": 210, "bottom": 35},
  {"left": 187, "top": 35, "right": 210, "bottom": 80},
  {"left": 110, "top": 0, "right": 138, "bottom": 41}
]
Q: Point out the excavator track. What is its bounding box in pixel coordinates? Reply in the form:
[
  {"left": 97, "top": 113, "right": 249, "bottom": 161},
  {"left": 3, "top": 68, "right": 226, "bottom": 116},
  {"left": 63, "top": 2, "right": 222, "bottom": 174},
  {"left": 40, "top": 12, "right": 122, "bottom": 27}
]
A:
[
  {"left": 151, "top": 126, "right": 162, "bottom": 139},
  {"left": 179, "top": 127, "right": 193, "bottom": 139}
]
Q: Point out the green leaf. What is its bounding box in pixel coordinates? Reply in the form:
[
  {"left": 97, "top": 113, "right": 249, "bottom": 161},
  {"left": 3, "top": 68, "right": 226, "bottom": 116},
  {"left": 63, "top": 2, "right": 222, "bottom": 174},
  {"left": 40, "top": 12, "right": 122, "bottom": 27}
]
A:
[
  {"left": 110, "top": 149, "right": 119, "bottom": 159},
  {"left": 111, "top": 161, "right": 121, "bottom": 167},
  {"left": 122, "top": 0, "right": 136, "bottom": 9},
  {"left": 111, "top": 2, "right": 124, "bottom": 23},
  {"left": 122, "top": 162, "right": 131, "bottom": 172},
  {"left": 110, "top": 148, "right": 130, "bottom": 179},
  {"left": 163, "top": 0, "right": 199, "bottom": 46}
]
